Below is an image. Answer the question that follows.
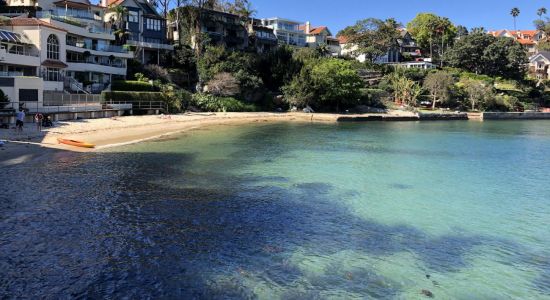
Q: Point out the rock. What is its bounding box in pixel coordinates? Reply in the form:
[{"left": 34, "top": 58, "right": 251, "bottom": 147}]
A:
[
  {"left": 290, "top": 106, "right": 298, "bottom": 112},
  {"left": 275, "top": 108, "right": 283, "bottom": 112},
  {"left": 353, "top": 105, "right": 387, "bottom": 114},
  {"left": 421, "top": 289, "right": 434, "bottom": 298},
  {"left": 303, "top": 105, "right": 315, "bottom": 113}
]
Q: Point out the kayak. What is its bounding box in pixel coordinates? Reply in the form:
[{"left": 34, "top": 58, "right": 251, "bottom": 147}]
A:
[{"left": 57, "top": 138, "right": 95, "bottom": 148}]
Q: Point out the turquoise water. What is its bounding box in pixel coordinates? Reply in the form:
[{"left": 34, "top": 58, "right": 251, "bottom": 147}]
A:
[{"left": 2, "top": 120, "right": 550, "bottom": 298}]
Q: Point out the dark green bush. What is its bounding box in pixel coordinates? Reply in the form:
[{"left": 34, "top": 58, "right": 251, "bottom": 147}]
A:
[
  {"left": 111, "top": 80, "right": 158, "bottom": 92},
  {"left": 0, "top": 89, "right": 9, "bottom": 109},
  {"left": 190, "top": 93, "right": 257, "bottom": 112}
]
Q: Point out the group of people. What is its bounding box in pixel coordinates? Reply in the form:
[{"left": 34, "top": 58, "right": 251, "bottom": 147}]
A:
[{"left": 14, "top": 109, "right": 48, "bottom": 132}]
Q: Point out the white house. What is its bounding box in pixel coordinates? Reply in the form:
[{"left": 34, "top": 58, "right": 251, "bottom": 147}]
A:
[{"left": 529, "top": 51, "right": 550, "bottom": 80}]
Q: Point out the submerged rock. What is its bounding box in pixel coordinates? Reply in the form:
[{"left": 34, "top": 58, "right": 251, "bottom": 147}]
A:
[{"left": 421, "top": 289, "right": 434, "bottom": 298}]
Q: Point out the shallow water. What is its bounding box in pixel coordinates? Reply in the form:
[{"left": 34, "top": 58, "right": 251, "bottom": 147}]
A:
[{"left": 2, "top": 120, "right": 550, "bottom": 299}]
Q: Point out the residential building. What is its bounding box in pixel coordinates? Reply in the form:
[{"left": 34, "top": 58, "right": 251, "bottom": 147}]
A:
[
  {"left": 102, "top": 0, "right": 173, "bottom": 64},
  {"left": 529, "top": 51, "right": 550, "bottom": 80},
  {"left": 488, "top": 30, "right": 544, "bottom": 55},
  {"left": 299, "top": 22, "right": 340, "bottom": 56},
  {"left": 249, "top": 18, "right": 277, "bottom": 53},
  {"left": 339, "top": 29, "right": 421, "bottom": 63},
  {"left": 262, "top": 17, "right": 306, "bottom": 47}
]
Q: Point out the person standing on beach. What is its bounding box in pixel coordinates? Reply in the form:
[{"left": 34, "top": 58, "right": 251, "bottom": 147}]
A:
[
  {"left": 35, "top": 113, "right": 43, "bottom": 131},
  {"left": 15, "top": 109, "right": 25, "bottom": 132}
]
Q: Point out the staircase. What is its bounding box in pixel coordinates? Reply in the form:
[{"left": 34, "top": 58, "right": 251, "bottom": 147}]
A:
[
  {"left": 64, "top": 77, "right": 89, "bottom": 94},
  {"left": 357, "top": 69, "right": 384, "bottom": 86}
]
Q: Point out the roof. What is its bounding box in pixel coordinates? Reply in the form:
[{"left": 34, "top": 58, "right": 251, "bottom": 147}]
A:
[
  {"left": 0, "top": 29, "right": 32, "bottom": 44},
  {"left": 53, "top": 0, "right": 91, "bottom": 9},
  {"left": 42, "top": 59, "right": 68, "bottom": 68},
  {"left": 6, "top": 18, "right": 68, "bottom": 32},
  {"left": 530, "top": 51, "right": 550, "bottom": 62},
  {"left": 107, "top": 0, "right": 124, "bottom": 5},
  {"left": 298, "top": 24, "right": 331, "bottom": 36},
  {"left": 337, "top": 36, "right": 349, "bottom": 44}
]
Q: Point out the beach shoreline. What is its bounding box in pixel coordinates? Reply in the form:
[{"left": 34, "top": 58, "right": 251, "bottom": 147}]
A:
[{"left": 0, "top": 112, "right": 392, "bottom": 165}]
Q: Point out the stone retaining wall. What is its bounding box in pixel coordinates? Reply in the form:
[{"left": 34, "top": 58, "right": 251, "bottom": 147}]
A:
[{"left": 482, "top": 112, "right": 550, "bottom": 120}]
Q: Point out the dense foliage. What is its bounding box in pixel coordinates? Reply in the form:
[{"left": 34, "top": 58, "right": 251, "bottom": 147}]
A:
[
  {"left": 111, "top": 80, "right": 158, "bottom": 92},
  {"left": 444, "top": 33, "right": 527, "bottom": 80}
]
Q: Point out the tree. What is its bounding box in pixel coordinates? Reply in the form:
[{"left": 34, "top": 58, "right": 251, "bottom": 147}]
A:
[
  {"left": 462, "top": 79, "right": 494, "bottom": 111},
  {"left": 283, "top": 58, "right": 363, "bottom": 111},
  {"left": 0, "top": 89, "right": 9, "bottom": 109},
  {"left": 407, "top": 13, "right": 457, "bottom": 60},
  {"left": 423, "top": 71, "right": 455, "bottom": 110},
  {"left": 511, "top": 7, "right": 520, "bottom": 30},
  {"left": 339, "top": 18, "right": 401, "bottom": 63},
  {"left": 387, "top": 73, "right": 423, "bottom": 106},
  {"left": 456, "top": 25, "right": 469, "bottom": 39},
  {"left": 206, "top": 72, "right": 241, "bottom": 96},
  {"left": 108, "top": 5, "right": 130, "bottom": 45},
  {"left": 538, "top": 7, "right": 547, "bottom": 20},
  {"left": 444, "top": 33, "right": 527, "bottom": 80}
]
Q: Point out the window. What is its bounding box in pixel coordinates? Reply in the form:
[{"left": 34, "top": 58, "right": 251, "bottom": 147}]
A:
[
  {"left": 146, "top": 18, "right": 161, "bottom": 31},
  {"left": 128, "top": 11, "right": 138, "bottom": 23},
  {"left": 47, "top": 34, "right": 59, "bottom": 60},
  {"left": 45, "top": 68, "right": 61, "bottom": 81},
  {"left": 19, "top": 89, "right": 38, "bottom": 102}
]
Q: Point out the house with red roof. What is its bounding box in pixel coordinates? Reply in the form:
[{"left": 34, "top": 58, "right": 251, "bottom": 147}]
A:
[
  {"left": 487, "top": 30, "right": 544, "bottom": 55},
  {"left": 299, "top": 22, "right": 340, "bottom": 56}
]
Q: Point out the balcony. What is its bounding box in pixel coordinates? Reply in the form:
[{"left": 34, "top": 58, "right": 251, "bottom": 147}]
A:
[
  {"left": 66, "top": 40, "right": 129, "bottom": 53},
  {"left": 67, "top": 58, "right": 126, "bottom": 69},
  {"left": 0, "top": 71, "right": 24, "bottom": 77},
  {"left": 37, "top": 11, "right": 114, "bottom": 39},
  {"left": 126, "top": 37, "right": 174, "bottom": 50}
]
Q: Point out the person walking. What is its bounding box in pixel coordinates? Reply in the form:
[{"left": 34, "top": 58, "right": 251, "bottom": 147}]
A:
[
  {"left": 35, "top": 113, "right": 43, "bottom": 131},
  {"left": 15, "top": 109, "right": 25, "bottom": 132}
]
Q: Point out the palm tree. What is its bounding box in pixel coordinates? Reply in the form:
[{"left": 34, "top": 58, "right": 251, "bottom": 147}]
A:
[
  {"left": 538, "top": 7, "right": 547, "bottom": 20},
  {"left": 511, "top": 7, "right": 520, "bottom": 30},
  {"left": 108, "top": 5, "right": 130, "bottom": 45}
]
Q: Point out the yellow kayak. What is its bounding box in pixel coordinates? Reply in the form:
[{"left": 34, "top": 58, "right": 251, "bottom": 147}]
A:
[{"left": 57, "top": 138, "right": 95, "bottom": 148}]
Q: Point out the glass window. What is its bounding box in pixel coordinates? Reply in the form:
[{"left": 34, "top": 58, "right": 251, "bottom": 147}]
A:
[
  {"left": 145, "top": 18, "right": 161, "bottom": 31},
  {"left": 46, "top": 68, "right": 60, "bottom": 81},
  {"left": 47, "top": 34, "right": 59, "bottom": 60},
  {"left": 128, "top": 11, "right": 138, "bottom": 23}
]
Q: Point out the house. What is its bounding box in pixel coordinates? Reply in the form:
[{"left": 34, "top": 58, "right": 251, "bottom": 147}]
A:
[
  {"left": 338, "top": 35, "right": 366, "bottom": 62},
  {"left": 299, "top": 22, "right": 340, "bottom": 56},
  {"left": 102, "top": 0, "right": 173, "bottom": 64},
  {"left": 249, "top": 18, "right": 277, "bottom": 53},
  {"left": 262, "top": 17, "right": 306, "bottom": 47},
  {"left": 529, "top": 51, "right": 550, "bottom": 80},
  {"left": 488, "top": 30, "right": 544, "bottom": 55},
  {"left": 339, "top": 29, "right": 422, "bottom": 63}
]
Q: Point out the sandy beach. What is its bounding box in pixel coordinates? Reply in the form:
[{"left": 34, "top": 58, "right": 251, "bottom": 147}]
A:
[{"left": 1, "top": 112, "right": 418, "bottom": 166}]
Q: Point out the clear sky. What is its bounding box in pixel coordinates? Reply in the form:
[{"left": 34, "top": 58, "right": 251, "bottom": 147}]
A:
[{"left": 251, "top": 0, "right": 550, "bottom": 34}]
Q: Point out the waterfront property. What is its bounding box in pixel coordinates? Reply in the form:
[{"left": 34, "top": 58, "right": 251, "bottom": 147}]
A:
[
  {"left": 299, "top": 22, "right": 341, "bottom": 56},
  {"left": 488, "top": 29, "right": 544, "bottom": 55},
  {"left": 263, "top": 17, "right": 307, "bottom": 47},
  {"left": 103, "top": 0, "right": 173, "bottom": 64},
  {"left": 529, "top": 51, "right": 550, "bottom": 80}
]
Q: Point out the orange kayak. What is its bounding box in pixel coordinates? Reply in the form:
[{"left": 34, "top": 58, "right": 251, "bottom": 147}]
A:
[{"left": 57, "top": 138, "right": 95, "bottom": 148}]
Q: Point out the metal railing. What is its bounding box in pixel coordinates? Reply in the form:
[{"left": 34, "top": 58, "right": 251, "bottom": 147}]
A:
[
  {"left": 0, "top": 71, "right": 24, "bottom": 77},
  {"left": 104, "top": 100, "right": 167, "bottom": 112},
  {"left": 66, "top": 41, "right": 128, "bottom": 53},
  {"left": 43, "top": 92, "right": 101, "bottom": 108}
]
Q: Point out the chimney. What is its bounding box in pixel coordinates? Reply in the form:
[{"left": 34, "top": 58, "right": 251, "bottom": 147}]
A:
[{"left": 305, "top": 21, "right": 311, "bottom": 33}]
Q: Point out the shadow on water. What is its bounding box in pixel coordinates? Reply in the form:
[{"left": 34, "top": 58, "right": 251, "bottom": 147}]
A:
[{"left": 1, "top": 122, "right": 548, "bottom": 298}]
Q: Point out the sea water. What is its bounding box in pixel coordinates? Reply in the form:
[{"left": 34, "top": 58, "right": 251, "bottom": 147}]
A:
[{"left": 1, "top": 120, "right": 550, "bottom": 299}]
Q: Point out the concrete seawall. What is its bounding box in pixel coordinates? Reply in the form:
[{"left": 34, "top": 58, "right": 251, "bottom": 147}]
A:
[
  {"left": 482, "top": 112, "right": 550, "bottom": 120},
  {"left": 337, "top": 113, "right": 469, "bottom": 122}
]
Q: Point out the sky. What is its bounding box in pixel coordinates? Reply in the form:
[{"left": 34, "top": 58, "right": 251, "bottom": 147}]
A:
[{"left": 251, "top": 0, "right": 550, "bottom": 34}]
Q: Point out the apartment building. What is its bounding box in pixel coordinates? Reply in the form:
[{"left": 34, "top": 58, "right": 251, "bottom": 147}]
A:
[
  {"left": 488, "top": 30, "right": 544, "bottom": 55},
  {"left": 263, "top": 18, "right": 306, "bottom": 47}
]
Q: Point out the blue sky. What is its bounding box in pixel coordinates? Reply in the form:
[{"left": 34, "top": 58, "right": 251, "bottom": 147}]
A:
[{"left": 252, "top": 0, "right": 550, "bottom": 34}]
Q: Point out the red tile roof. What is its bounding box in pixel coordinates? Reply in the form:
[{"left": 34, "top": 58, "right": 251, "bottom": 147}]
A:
[
  {"left": 6, "top": 18, "right": 68, "bottom": 32},
  {"left": 106, "top": 0, "right": 124, "bottom": 6},
  {"left": 337, "top": 36, "right": 349, "bottom": 44}
]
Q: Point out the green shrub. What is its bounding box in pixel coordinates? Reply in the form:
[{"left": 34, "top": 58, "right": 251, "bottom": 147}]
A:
[
  {"left": 0, "top": 89, "right": 9, "bottom": 109},
  {"left": 111, "top": 80, "right": 157, "bottom": 92},
  {"left": 102, "top": 91, "right": 166, "bottom": 103},
  {"left": 190, "top": 93, "right": 257, "bottom": 112}
]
